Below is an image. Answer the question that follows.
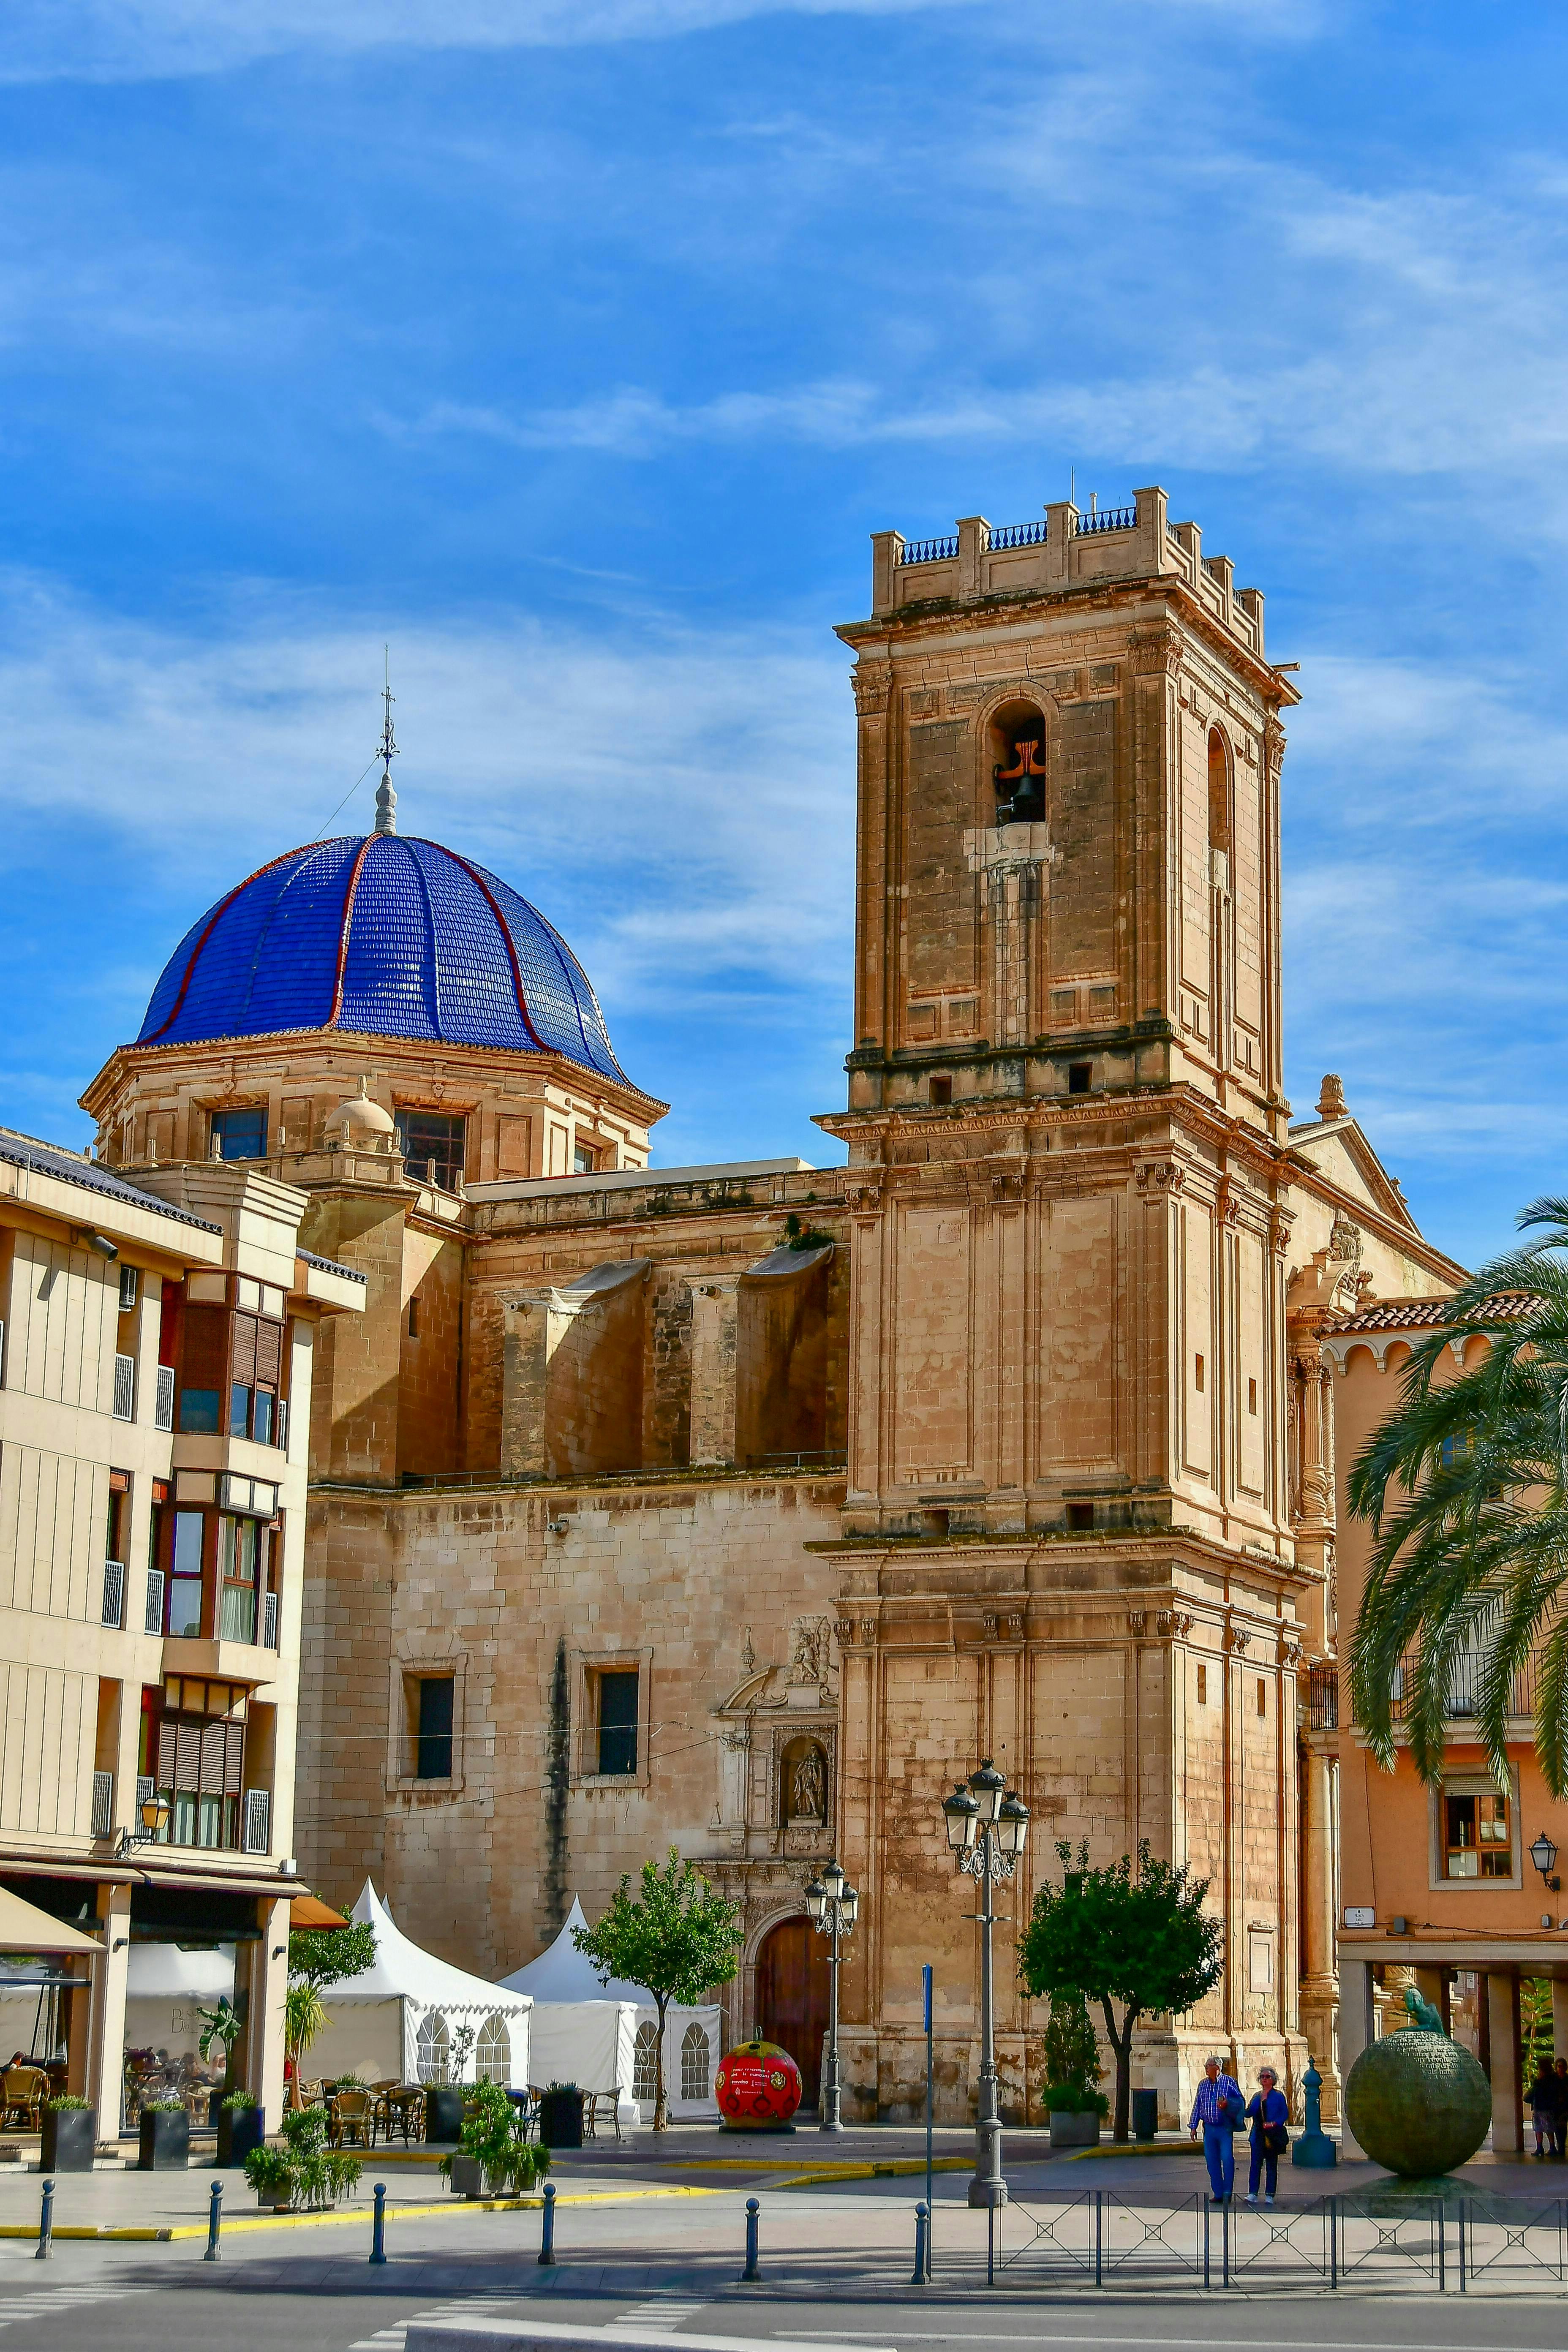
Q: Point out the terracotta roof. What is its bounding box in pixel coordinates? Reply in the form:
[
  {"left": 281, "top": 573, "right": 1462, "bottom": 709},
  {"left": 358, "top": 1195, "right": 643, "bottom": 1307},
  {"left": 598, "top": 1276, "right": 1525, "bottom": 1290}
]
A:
[{"left": 1328, "top": 1292, "right": 1535, "bottom": 1334}]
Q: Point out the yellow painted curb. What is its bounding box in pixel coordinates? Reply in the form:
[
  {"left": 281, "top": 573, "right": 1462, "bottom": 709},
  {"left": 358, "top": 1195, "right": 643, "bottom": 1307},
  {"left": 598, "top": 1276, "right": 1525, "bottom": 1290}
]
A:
[
  {"left": 0, "top": 2183, "right": 722, "bottom": 2244},
  {"left": 1068, "top": 2140, "right": 1203, "bottom": 2161}
]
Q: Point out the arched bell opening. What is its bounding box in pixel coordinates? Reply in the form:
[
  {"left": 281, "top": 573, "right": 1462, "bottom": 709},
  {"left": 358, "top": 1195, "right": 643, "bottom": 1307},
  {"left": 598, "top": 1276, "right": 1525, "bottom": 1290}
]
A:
[{"left": 988, "top": 697, "right": 1049, "bottom": 825}]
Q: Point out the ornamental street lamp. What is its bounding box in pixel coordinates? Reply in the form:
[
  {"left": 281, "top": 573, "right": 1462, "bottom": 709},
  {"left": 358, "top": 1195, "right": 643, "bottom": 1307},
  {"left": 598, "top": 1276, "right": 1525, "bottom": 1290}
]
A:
[
  {"left": 116, "top": 1788, "right": 171, "bottom": 1858},
  {"left": 806, "top": 1857, "right": 859, "bottom": 2133},
  {"left": 1531, "top": 1831, "right": 1561, "bottom": 1893},
  {"left": 940, "top": 1759, "right": 1029, "bottom": 2213}
]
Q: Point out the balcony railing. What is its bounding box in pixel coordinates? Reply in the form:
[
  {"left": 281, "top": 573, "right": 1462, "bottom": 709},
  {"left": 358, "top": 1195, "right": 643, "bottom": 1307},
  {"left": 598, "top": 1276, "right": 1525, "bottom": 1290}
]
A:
[
  {"left": 987, "top": 519, "right": 1050, "bottom": 551},
  {"left": 1075, "top": 504, "right": 1137, "bottom": 534},
  {"left": 899, "top": 534, "right": 960, "bottom": 565},
  {"left": 1388, "top": 1649, "right": 1541, "bottom": 1722},
  {"left": 1306, "top": 1663, "right": 1338, "bottom": 1730}
]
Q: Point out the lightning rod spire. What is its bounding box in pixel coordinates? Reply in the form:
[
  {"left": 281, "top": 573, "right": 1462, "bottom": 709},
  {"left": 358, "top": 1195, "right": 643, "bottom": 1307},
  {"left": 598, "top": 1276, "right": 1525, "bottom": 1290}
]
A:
[{"left": 374, "top": 648, "right": 398, "bottom": 835}]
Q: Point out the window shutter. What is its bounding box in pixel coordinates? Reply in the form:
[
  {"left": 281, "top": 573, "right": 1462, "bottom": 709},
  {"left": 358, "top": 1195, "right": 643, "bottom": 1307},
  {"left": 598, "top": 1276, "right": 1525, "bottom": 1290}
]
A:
[
  {"left": 112, "top": 1354, "right": 135, "bottom": 1421},
  {"left": 223, "top": 1720, "right": 244, "bottom": 1794},
  {"left": 231, "top": 1313, "right": 258, "bottom": 1386},
  {"left": 144, "top": 1566, "right": 165, "bottom": 1634},
  {"left": 157, "top": 1718, "right": 177, "bottom": 1787},
  {"left": 173, "top": 1720, "right": 201, "bottom": 1790},
  {"left": 182, "top": 1305, "right": 229, "bottom": 1390},
  {"left": 91, "top": 1770, "right": 114, "bottom": 1839},
  {"left": 135, "top": 1773, "right": 155, "bottom": 1813},
  {"left": 155, "top": 1365, "right": 175, "bottom": 1431},
  {"left": 243, "top": 1788, "right": 271, "bottom": 1854},
  {"left": 254, "top": 1319, "right": 282, "bottom": 1389},
  {"left": 101, "top": 1561, "right": 125, "bottom": 1628},
  {"left": 263, "top": 1591, "right": 279, "bottom": 1650}
]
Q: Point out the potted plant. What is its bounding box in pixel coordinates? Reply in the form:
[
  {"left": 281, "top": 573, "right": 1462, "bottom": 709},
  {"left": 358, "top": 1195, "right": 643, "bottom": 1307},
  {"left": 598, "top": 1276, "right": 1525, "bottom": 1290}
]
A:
[
  {"left": 243, "top": 2104, "right": 362, "bottom": 2211},
  {"left": 41, "top": 2096, "right": 96, "bottom": 2173},
  {"left": 1042, "top": 1992, "right": 1109, "bottom": 2150},
  {"left": 538, "top": 2081, "right": 585, "bottom": 2150},
  {"left": 138, "top": 2097, "right": 190, "bottom": 2170},
  {"left": 438, "top": 2081, "right": 551, "bottom": 2199},
  {"left": 425, "top": 2083, "right": 466, "bottom": 2145},
  {"left": 216, "top": 2091, "right": 265, "bottom": 2167}
]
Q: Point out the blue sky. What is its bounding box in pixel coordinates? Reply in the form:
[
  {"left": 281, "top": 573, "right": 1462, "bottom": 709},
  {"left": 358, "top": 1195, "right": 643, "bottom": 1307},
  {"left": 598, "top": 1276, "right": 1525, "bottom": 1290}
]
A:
[{"left": 1, "top": 0, "right": 1564, "bottom": 1271}]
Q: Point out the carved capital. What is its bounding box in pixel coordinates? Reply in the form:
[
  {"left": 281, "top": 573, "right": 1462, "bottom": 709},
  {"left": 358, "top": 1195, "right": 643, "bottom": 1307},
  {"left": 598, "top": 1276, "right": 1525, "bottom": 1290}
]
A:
[
  {"left": 1127, "top": 1609, "right": 1148, "bottom": 1639},
  {"left": 1135, "top": 1159, "right": 1184, "bottom": 1194},
  {"left": 852, "top": 665, "right": 891, "bottom": 718},
  {"left": 1263, "top": 713, "right": 1287, "bottom": 776},
  {"left": 860, "top": 1616, "right": 878, "bottom": 1645},
  {"left": 1130, "top": 624, "right": 1183, "bottom": 679},
  {"left": 844, "top": 1170, "right": 887, "bottom": 1221},
  {"left": 1278, "top": 1633, "right": 1304, "bottom": 1670},
  {"left": 1269, "top": 1206, "right": 1297, "bottom": 1258},
  {"left": 1156, "top": 1608, "right": 1195, "bottom": 1640},
  {"left": 833, "top": 1617, "right": 855, "bottom": 1648},
  {"left": 1223, "top": 1616, "right": 1252, "bottom": 1655}
]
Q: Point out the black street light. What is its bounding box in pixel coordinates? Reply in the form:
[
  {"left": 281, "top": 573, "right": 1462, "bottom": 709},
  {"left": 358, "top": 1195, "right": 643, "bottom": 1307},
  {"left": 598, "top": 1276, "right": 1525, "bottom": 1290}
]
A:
[
  {"left": 1531, "top": 1831, "right": 1560, "bottom": 1893},
  {"left": 939, "top": 1759, "right": 1029, "bottom": 2214},
  {"left": 806, "top": 1858, "right": 858, "bottom": 2133}
]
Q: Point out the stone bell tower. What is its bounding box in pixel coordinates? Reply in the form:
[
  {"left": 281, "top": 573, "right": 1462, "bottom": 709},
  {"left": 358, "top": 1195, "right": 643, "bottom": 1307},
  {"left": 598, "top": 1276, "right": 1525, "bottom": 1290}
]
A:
[{"left": 816, "top": 487, "right": 1314, "bottom": 2129}]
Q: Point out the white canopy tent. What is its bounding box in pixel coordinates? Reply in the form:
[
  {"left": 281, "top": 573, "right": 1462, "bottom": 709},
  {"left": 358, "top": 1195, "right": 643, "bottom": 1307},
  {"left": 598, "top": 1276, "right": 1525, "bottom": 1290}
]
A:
[
  {"left": 501, "top": 1897, "right": 720, "bottom": 2122},
  {"left": 304, "top": 1883, "right": 531, "bottom": 2088}
]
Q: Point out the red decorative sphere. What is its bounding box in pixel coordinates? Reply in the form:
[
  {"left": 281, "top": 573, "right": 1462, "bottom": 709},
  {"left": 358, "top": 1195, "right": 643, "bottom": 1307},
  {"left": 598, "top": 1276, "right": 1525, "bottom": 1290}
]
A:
[{"left": 714, "top": 2038, "right": 803, "bottom": 2129}]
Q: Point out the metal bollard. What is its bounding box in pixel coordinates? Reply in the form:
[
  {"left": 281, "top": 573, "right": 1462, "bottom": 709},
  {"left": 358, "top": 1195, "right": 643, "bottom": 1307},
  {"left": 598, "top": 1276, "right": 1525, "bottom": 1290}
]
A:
[
  {"left": 537, "top": 2180, "right": 557, "bottom": 2268},
  {"left": 741, "top": 2197, "right": 760, "bottom": 2284},
  {"left": 204, "top": 2178, "right": 223, "bottom": 2263},
  {"left": 910, "top": 2201, "right": 928, "bottom": 2287},
  {"left": 369, "top": 2182, "right": 387, "bottom": 2267},
  {"left": 35, "top": 2180, "right": 54, "bottom": 2263}
]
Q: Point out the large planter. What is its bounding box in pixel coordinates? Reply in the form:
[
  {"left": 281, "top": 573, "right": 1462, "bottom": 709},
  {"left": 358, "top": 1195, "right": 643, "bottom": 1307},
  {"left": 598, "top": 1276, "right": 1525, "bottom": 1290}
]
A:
[
  {"left": 1049, "top": 2110, "right": 1101, "bottom": 2149},
  {"left": 425, "top": 2086, "right": 466, "bottom": 2146},
  {"left": 538, "top": 2087, "right": 585, "bottom": 2149},
  {"left": 138, "top": 2109, "right": 190, "bottom": 2170},
  {"left": 216, "top": 2106, "right": 265, "bottom": 2167},
  {"left": 41, "top": 2109, "right": 96, "bottom": 2172},
  {"left": 449, "top": 2154, "right": 486, "bottom": 2198}
]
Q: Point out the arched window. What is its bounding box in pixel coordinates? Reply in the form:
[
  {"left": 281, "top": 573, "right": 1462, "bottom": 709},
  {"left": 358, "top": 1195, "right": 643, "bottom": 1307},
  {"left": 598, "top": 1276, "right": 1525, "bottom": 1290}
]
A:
[
  {"left": 680, "top": 2022, "right": 711, "bottom": 2103},
  {"left": 475, "top": 2012, "right": 512, "bottom": 2084},
  {"left": 1207, "top": 728, "right": 1231, "bottom": 859},
  {"left": 989, "top": 699, "right": 1048, "bottom": 825},
  {"left": 633, "top": 2020, "right": 660, "bottom": 2103},
  {"left": 416, "top": 2011, "right": 450, "bottom": 2084}
]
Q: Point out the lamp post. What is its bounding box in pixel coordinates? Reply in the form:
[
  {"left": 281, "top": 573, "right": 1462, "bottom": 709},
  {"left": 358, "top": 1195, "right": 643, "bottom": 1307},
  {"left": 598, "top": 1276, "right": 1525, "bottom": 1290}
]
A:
[
  {"left": 940, "top": 1760, "right": 1029, "bottom": 2212},
  {"left": 805, "top": 1858, "right": 858, "bottom": 2133}
]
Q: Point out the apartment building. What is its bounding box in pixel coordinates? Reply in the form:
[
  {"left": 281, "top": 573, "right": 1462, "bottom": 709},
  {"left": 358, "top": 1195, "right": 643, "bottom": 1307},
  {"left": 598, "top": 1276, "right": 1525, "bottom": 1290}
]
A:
[{"left": 0, "top": 1128, "right": 361, "bottom": 2132}]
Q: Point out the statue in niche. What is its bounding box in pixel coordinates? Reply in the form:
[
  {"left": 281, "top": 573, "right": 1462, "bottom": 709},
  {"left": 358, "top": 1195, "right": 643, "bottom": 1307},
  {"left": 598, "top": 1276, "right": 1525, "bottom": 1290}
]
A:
[
  {"left": 788, "top": 1742, "right": 827, "bottom": 1824},
  {"left": 994, "top": 733, "right": 1046, "bottom": 825}
]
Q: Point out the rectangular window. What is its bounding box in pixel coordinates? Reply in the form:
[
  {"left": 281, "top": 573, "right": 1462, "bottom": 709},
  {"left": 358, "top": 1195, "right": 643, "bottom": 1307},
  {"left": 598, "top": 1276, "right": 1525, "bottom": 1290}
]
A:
[
  {"left": 229, "top": 1383, "right": 252, "bottom": 1438},
  {"left": 209, "top": 1107, "right": 267, "bottom": 1161},
  {"left": 167, "top": 1510, "right": 206, "bottom": 1638},
  {"left": 395, "top": 1110, "right": 466, "bottom": 1190},
  {"left": 415, "top": 1676, "right": 455, "bottom": 1780},
  {"left": 1065, "top": 1502, "right": 1094, "bottom": 1532},
  {"left": 1067, "top": 1061, "right": 1092, "bottom": 1095},
  {"left": 928, "top": 1076, "right": 953, "bottom": 1107},
  {"left": 1257, "top": 1677, "right": 1267, "bottom": 1718},
  {"left": 1445, "top": 1788, "right": 1512, "bottom": 1878},
  {"left": 573, "top": 1141, "right": 597, "bottom": 1173},
  {"left": 179, "top": 1388, "right": 221, "bottom": 1435},
  {"left": 1194, "top": 1354, "right": 1206, "bottom": 1393},
  {"left": 407, "top": 1297, "right": 419, "bottom": 1340},
  {"left": 1248, "top": 1378, "right": 1258, "bottom": 1415},
  {"left": 217, "top": 1515, "right": 259, "bottom": 1644},
  {"left": 1197, "top": 1664, "right": 1208, "bottom": 1706},
  {"left": 596, "top": 1669, "right": 639, "bottom": 1776},
  {"left": 252, "top": 1389, "right": 274, "bottom": 1446}
]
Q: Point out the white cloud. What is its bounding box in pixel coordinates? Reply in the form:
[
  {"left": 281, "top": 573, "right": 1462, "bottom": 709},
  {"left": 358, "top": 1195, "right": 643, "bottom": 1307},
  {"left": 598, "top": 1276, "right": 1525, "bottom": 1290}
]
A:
[{"left": 0, "top": 572, "right": 856, "bottom": 1036}]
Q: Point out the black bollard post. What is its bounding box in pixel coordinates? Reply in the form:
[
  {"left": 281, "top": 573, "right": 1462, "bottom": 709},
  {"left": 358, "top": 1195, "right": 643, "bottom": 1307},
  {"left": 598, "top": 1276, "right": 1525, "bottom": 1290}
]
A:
[
  {"left": 742, "top": 2197, "right": 760, "bottom": 2284},
  {"left": 910, "top": 2202, "right": 928, "bottom": 2287},
  {"left": 204, "top": 2178, "right": 223, "bottom": 2263},
  {"left": 369, "top": 2183, "right": 387, "bottom": 2267},
  {"left": 538, "top": 2180, "right": 557, "bottom": 2268},
  {"left": 35, "top": 2180, "right": 54, "bottom": 2263}
]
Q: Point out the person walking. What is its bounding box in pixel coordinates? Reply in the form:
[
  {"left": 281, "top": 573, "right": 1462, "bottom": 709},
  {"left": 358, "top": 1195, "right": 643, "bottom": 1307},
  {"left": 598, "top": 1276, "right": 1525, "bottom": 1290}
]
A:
[
  {"left": 1551, "top": 2056, "right": 1568, "bottom": 2158},
  {"left": 1189, "top": 2053, "right": 1242, "bottom": 2201},
  {"left": 1244, "top": 2066, "right": 1289, "bottom": 2204},
  {"left": 1529, "top": 2058, "right": 1557, "bottom": 2158}
]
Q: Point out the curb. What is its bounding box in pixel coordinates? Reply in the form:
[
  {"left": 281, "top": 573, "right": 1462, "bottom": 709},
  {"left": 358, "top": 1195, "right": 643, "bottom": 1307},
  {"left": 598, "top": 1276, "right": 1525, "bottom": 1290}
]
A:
[{"left": 0, "top": 2183, "right": 724, "bottom": 2243}]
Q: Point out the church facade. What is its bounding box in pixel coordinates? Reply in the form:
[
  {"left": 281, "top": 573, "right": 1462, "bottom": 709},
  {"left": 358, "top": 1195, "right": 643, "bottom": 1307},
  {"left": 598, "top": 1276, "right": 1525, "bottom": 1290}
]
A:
[{"left": 81, "top": 486, "right": 1465, "bottom": 2125}]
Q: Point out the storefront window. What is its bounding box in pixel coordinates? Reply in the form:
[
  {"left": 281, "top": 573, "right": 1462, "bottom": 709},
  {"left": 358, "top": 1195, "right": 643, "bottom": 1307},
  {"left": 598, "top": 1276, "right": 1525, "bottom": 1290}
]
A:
[{"left": 1445, "top": 1788, "right": 1511, "bottom": 1877}]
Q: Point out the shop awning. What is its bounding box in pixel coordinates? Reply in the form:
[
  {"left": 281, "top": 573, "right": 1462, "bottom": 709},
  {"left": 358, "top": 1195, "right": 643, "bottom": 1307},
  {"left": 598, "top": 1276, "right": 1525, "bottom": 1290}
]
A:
[
  {"left": 0, "top": 1886, "right": 102, "bottom": 1955},
  {"left": 289, "top": 1895, "right": 347, "bottom": 1929}
]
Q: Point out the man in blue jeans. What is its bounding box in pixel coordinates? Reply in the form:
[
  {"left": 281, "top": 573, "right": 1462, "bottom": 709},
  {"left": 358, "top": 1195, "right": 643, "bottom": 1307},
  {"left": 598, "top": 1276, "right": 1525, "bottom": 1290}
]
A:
[{"left": 1188, "top": 2054, "right": 1241, "bottom": 2200}]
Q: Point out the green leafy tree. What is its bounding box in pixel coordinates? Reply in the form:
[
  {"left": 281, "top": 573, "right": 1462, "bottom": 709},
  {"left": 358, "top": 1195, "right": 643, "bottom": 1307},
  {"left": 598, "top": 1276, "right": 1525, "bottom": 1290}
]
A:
[
  {"left": 1348, "top": 1199, "right": 1568, "bottom": 1796},
  {"left": 1018, "top": 1840, "right": 1224, "bottom": 2142},
  {"left": 284, "top": 1920, "right": 376, "bottom": 2106},
  {"left": 196, "top": 1995, "right": 244, "bottom": 2095},
  {"left": 572, "top": 1849, "right": 742, "bottom": 2130}
]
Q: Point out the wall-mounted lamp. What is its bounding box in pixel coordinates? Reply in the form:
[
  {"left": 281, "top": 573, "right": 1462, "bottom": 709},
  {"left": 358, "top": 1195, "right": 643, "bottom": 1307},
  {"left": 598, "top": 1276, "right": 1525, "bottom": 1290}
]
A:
[
  {"left": 115, "top": 1789, "right": 171, "bottom": 1856},
  {"left": 112, "top": 1936, "right": 128, "bottom": 1952},
  {"left": 272, "top": 1945, "right": 287, "bottom": 1960},
  {"left": 71, "top": 1228, "right": 119, "bottom": 1261},
  {"left": 1531, "top": 1831, "right": 1560, "bottom": 1892}
]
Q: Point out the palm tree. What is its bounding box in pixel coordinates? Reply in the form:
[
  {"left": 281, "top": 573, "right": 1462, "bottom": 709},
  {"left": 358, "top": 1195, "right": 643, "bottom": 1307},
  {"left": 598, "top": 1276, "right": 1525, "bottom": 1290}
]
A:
[{"left": 1348, "top": 1197, "right": 1568, "bottom": 1797}]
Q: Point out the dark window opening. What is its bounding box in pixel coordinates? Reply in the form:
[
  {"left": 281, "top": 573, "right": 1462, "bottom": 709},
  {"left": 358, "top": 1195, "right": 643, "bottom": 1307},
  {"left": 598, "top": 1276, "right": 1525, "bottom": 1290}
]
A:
[
  {"left": 1248, "top": 1377, "right": 1258, "bottom": 1415},
  {"left": 1197, "top": 1663, "right": 1208, "bottom": 1704},
  {"left": 209, "top": 1108, "right": 267, "bottom": 1162},
  {"left": 1067, "top": 1062, "right": 1092, "bottom": 1095},
  {"left": 1195, "top": 1354, "right": 1206, "bottom": 1393},
  {"left": 929, "top": 1075, "right": 953, "bottom": 1106},
  {"left": 1256, "top": 1677, "right": 1267, "bottom": 1718},
  {"left": 395, "top": 1110, "right": 466, "bottom": 1190},
  {"left": 1065, "top": 1502, "right": 1095, "bottom": 1532},
  {"left": 1207, "top": 727, "right": 1232, "bottom": 856},
  {"left": 415, "top": 1676, "right": 455, "bottom": 1780},
  {"left": 596, "top": 1669, "right": 639, "bottom": 1776},
  {"left": 920, "top": 1508, "right": 950, "bottom": 1538},
  {"left": 989, "top": 697, "right": 1048, "bottom": 825},
  {"left": 407, "top": 1297, "right": 419, "bottom": 1339}
]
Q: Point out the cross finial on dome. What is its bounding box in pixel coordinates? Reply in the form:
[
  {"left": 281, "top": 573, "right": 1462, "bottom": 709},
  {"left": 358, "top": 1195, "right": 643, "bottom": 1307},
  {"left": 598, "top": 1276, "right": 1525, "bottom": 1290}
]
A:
[{"left": 374, "top": 647, "right": 398, "bottom": 836}]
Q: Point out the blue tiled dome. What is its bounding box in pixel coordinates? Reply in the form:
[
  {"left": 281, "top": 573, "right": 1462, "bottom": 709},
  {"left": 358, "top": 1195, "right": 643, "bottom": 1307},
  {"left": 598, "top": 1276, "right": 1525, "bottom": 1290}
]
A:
[{"left": 136, "top": 833, "right": 631, "bottom": 1085}]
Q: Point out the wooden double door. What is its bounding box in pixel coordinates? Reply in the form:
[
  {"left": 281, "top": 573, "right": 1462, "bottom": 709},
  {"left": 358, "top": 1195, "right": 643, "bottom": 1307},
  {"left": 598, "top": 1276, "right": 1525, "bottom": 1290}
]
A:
[{"left": 754, "top": 1916, "right": 831, "bottom": 2108}]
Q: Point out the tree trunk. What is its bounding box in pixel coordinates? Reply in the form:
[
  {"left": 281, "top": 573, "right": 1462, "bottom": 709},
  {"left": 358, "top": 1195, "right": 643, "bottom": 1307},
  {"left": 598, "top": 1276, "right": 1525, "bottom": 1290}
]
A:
[
  {"left": 653, "top": 1996, "right": 670, "bottom": 2132},
  {"left": 1100, "top": 1998, "right": 1140, "bottom": 2142}
]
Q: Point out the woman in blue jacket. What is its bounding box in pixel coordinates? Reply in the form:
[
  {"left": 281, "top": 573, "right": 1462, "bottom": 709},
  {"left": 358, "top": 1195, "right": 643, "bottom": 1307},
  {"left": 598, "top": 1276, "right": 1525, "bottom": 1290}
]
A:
[{"left": 1244, "top": 2066, "right": 1289, "bottom": 2204}]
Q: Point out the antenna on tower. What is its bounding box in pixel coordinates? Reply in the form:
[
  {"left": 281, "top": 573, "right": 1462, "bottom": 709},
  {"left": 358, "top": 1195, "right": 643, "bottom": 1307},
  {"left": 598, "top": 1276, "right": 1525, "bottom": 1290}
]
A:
[{"left": 374, "top": 648, "right": 398, "bottom": 836}]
